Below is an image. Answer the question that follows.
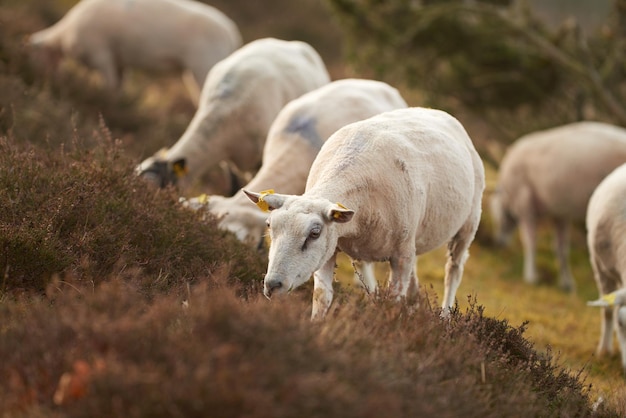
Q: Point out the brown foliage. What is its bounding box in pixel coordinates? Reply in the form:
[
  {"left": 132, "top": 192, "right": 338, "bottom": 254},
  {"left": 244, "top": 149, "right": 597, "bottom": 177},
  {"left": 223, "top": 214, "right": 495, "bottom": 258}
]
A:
[{"left": 0, "top": 280, "right": 609, "bottom": 417}]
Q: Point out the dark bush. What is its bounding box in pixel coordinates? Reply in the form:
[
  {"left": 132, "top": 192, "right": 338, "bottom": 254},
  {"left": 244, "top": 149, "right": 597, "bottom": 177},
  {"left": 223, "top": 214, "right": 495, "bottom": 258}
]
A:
[{"left": 0, "top": 132, "right": 265, "bottom": 296}]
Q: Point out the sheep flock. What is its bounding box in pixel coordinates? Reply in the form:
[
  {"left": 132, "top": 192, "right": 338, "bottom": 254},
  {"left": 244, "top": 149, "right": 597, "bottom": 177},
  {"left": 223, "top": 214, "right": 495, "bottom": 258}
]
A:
[{"left": 27, "top": 0, "right": 626, "bottom": 384}]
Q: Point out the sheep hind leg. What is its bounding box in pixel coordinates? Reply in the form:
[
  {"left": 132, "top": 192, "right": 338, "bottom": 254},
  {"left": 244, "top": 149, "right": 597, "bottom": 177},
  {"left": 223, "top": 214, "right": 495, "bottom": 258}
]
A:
[
  {"left": 442, "top": 215, "right": 480, "bottom": 316},
  {"left": 555, "top": 220, "right": 575, "bottom": 292},
  {"left": 519, "top": 215, "right": 538, "bottom": 285},
  {"left": 388, "top": 252, "right": 417, "bottom": 301}
]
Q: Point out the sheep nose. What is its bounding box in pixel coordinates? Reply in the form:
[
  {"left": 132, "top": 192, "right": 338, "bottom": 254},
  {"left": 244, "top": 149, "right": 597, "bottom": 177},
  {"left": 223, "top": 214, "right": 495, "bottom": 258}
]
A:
[{"left": 264, "top": 279, "right": 283, "bottom": 298}]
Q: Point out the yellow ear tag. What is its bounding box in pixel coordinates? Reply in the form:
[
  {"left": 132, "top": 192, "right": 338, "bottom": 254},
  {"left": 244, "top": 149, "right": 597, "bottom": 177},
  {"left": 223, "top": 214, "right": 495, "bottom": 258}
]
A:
[
  {"left": 197, "top": 194, "right": 208, "bottom": 205},
  {"left": 173, "top": 163, "right": 188, "bottom": 178},
  {"left": 601, "top": 292, "right": 617, "bottom": 306},
  {"left": 256, "top": 189, "right": 275, "bottom": 212},
  {"left": 333, "top": 202, "right": 350, "bottom": 219}
]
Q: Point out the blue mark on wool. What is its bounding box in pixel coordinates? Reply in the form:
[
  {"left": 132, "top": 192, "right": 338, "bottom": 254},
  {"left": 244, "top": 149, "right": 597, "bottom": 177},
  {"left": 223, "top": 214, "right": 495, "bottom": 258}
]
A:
[{"left": 285, "top": 114, "right": 323, "bottom": 150}]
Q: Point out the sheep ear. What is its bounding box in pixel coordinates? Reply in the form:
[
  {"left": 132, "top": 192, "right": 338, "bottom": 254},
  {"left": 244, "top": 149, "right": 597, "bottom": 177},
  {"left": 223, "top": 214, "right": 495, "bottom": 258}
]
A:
[
  {"left": 243, "top": 189, "right": 285, "bottom": 212},
  {"left": 327, "top": 202, "right": 354, "bottom": 223},
  {"left": 172, "top": 158, "right": 188, "bottom": 178}
]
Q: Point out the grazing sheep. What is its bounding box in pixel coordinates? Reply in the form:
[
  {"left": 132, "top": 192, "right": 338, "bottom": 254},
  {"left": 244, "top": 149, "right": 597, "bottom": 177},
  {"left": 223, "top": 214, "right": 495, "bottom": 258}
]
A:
[
  {"left": 137, "top": 38, "right": 330, "bottom": 190},
  {"left": 28, "top": 0, "right": 242, "bottom": 103},
  {"left": 586, "top": 163, "right": 626, "bottom": 375},
  {"left": 244, "top": 107, "right": 485, "bottom": 319},
  {"left": 491, "top": 121, "right": 626, "bottom": 292},
  {"left": 182, "top": 78, "right": 408, "bottom": 245}
]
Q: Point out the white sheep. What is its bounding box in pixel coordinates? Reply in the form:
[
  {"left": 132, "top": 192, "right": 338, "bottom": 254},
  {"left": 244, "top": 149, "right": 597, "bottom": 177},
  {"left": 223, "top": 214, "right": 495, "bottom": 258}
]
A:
[
  {"left": 244, "top": 107, "right": 485, "bottom": 319},
  {"left": 182, "top": 78, "right": 408, "bottom": 245},
  {"left": 181, "top": 78, "right": 408, "bottom": 292},
  {"left": 586, "top": 163, "right": 626, "bottom": 375},
  {"left": 28, "top": 0, "right": 242, "bottom": 103},
  {"left": 137, "top": 37, "right": 330, "bottom": 190},
  {"left": 491, "top": 121, "right": 626, "bottom": 292}
]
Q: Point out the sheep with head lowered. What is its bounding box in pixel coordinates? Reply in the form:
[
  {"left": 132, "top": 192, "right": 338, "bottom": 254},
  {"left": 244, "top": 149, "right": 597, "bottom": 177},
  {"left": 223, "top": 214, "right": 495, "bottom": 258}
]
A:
[
  {"left": 28, "top": 0, "right": 242, "bottom": 104},
  {"left": 181, "top": 78, "right": 408, "bottom": 246},
  {"left": 491, "top": 121, "right": 626, "bottom": 292},
  {"left": 137, "top": 37, "right": 330, "bottom": 191},
  {"left": 586, "top": 163, "right": 626, "bottom": 375},
  {"left": 244, "top": 107, "right": 485, "bottom": 319},
  {"left": 181, "top": 78, "right": 408, "bottom": 292}
]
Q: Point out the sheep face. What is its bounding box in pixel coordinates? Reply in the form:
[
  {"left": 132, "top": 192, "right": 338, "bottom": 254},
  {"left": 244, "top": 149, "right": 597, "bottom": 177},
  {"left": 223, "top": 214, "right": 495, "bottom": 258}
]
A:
[
  {"left": 244, "top": 190, "right": 353, "bottom": 298},
  {"left": 490, "top": 189, "right": 517, "bottom": 246},
  {"left": 136, "top": 155, "right": 187, "bottom": 188}
]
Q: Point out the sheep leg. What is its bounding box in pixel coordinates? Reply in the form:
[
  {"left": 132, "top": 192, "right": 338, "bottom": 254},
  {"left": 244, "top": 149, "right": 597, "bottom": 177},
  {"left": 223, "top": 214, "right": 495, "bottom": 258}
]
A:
[
  {"left": 616, "top": 306, "right": 626, "bottom": 375},
  {"left": 388, "top": 252, "right": 417, "bottom": 299},
  {"left": 87, "top": 49, "right": 120, "bottom": 89},
  {"left": 592, "top": 260, "right": 617, "bottom": 356},
  {"left": 519, "top": 215, "right": 538, "bottom": 285},
  {"left": 442, "top": 220, "right": 476, "bottom": 314},
  {"left": 353, "top": 260, "right": 378, "bottom": 294},
  {"left": 311, "top": 254, "right": 336, "bottom": 320},
  {"left": 554, "top": 220, "right": 575, "bottom": 292}
]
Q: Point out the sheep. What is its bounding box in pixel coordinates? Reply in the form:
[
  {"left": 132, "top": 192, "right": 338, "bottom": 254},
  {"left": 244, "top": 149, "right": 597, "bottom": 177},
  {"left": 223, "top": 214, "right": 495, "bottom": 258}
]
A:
[
  {"left": 244, "top": 107, "right": 485, "bottom": 319},
  {"left": 181, "top": 78, "right": 408, "bottom": 246},
  {"left": 181, "top": 78, "right": 408, "bottom": 292},
  {"left": 586, "top": 163, "right": 626, "bottom": 375},
  {"left": 490, "top": 121, "right": 626, "bottom": 293},
  {"left": 137, "top": 37, "right": 331, "bottom": 191},
  {"left": 28, "top": 0, "right": 243, "bottom": 103}
]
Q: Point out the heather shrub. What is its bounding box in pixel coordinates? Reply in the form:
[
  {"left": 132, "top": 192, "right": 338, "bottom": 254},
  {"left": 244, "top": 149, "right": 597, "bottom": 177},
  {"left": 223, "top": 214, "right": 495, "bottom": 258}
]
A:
[
  {"left": 0, "top": 278, "right": 610, "bottom": 417},
  {"left": 0, "top": 132, "right": 265, "bottom": 296}
]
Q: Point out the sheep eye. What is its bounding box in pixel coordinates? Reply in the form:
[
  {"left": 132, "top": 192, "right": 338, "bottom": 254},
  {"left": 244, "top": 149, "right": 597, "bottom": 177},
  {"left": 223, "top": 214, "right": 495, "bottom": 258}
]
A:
[
  {"left": 309, "top": 227, "right": 321, "bottom": 240},
  {"left": 265, "top": 219, "right": 270, "bottom": 228},
  {"left": 301, "top": 226, "right": 322, "bottom": 251}
]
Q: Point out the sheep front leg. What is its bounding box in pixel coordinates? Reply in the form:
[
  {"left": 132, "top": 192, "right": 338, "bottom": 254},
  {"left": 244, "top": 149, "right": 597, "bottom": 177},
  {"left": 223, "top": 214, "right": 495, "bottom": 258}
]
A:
[
  {"left": 617, "top": 306, "right": 626, "bottom": 376},
  {"left": 311, "top": 254, "right": 336, "bottom": 320},
  {"left": 592, "top": 261, "right": 618, "bottom": 356},
  {"left": 87, "top": 48, "right": 121, "bottom": 90},
  {"left": 597, "top": 306, "right": 615, "bottom": 356}
]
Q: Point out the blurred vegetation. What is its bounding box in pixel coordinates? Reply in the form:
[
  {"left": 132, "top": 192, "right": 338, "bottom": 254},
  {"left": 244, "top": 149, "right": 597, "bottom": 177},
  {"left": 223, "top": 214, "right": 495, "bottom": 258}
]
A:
[
  {"left": 0, "top": 0, "right": 624, "bottom": 415},
  {"left": 326, "top": 0, "right": 626, "bottom": 163}
]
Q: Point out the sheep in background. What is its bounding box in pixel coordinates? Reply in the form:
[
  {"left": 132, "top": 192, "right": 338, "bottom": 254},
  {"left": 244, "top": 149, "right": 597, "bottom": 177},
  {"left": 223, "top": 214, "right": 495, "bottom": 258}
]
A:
[
  {"left": 137, "top": 38, "right": 330, "bottom": 191},
  {"left": 586, "top": 163, "right": 626, "bottom": 375},
  {"left": 181, "top": 78, "right": 408, "bottom": 292},
  {"left": 491, "top": 121, "right": 626, "bottom": 292},
  {"left": 181, "top": 78, "right": 408, "bottom": 246},
  {"left": 28, "top": 0, "right": 242, "bottom": 104},
  {"left": 244, "top": 107, "right": 485, "bottom": 319}
]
